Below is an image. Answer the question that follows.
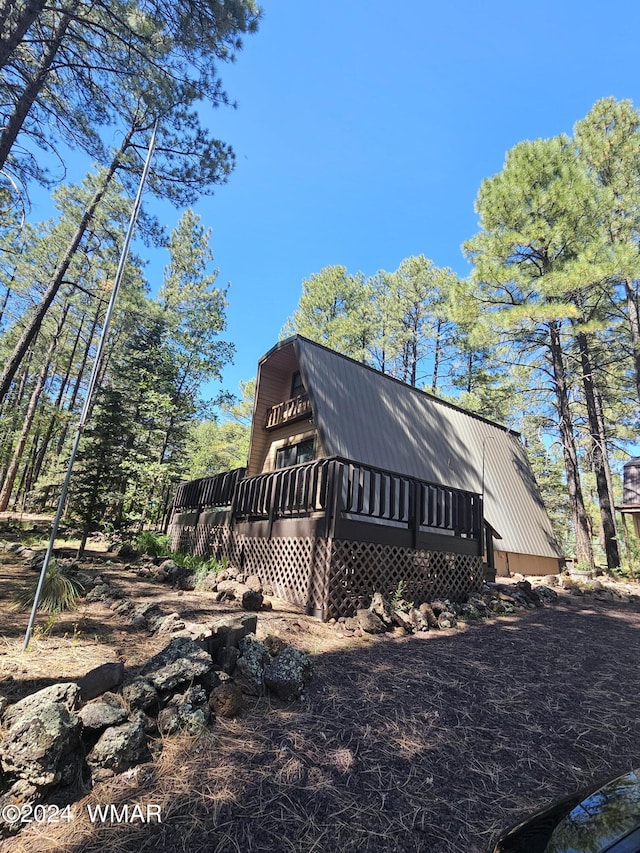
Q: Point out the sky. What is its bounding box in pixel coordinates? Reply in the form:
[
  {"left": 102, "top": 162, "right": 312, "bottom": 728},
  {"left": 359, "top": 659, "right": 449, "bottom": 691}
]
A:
[{"left": 29, "top": 0, "right": 640, "bottom": 403}]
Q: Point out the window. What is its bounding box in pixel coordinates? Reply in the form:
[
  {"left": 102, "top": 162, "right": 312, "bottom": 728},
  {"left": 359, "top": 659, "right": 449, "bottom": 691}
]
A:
[
  {"left": 275, "top": 438, "right": 314, "bottom": 469},
  {"left": 290, "top": 370, "right": 305, "bottom": 397}
]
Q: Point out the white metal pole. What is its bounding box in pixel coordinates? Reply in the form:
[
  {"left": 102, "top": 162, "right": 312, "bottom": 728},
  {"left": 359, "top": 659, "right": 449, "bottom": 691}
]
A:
[{"left": 22, "top": 121, "right": 158, "bottom": 651}]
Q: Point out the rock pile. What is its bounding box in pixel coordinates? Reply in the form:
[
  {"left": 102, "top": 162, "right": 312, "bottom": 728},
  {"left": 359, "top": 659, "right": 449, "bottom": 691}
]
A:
[
  {"left": 334, "top": 580, "right": 560, "bottom": 637},
  {"left": 74, "top": 567, "right": 273, "bottom": 641},
  {"left": 0, "top": 614, "right": 312, "bottom": 838}
]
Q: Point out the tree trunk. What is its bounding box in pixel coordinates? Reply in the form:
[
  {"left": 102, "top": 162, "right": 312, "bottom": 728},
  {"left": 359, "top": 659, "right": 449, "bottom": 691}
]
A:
[
  {"left": 0, "top": 284, "right": 11, "bottom": 328},
  {"left": 431, "top": 318, "right": 442, "bottom": 393},
  {"left": 0, "top": 127, "right": 133, "bottom": 403},
  {"left": 30, "top": 310, "right": 85, "bottom": 487},
  {"left": 575, "top": 330, "right": 620, "bottom": 568},
  {"left": 0, "top": 353, "right": 33, "bottom": 479},
  {"left": 0, "top": 3, "right": 79, "bottom": 173},
  {"left": 623, "top": 278, "right": 640, "bottom": 402},
  {"left": 0, "top": 306, "right": 68, "bottom": 510},
  {"left": 547, "top": 321, "right": 593, "bottom": 567},
  {"left": 0, "top": 0, "right": 48, "bottom": 71},
  {"left": 55, "top": 304, "right": 101, "bottom": 455}
]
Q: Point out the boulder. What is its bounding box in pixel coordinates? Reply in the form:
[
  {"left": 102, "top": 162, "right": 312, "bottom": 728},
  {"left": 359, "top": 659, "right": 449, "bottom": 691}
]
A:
[
  {"left": 356, "top": 608, "right": 387, "bottom": 634},
  {"left": 209, "top": 683, "right": 243, "bottom": 718},
  {"left": 129, "top": 601, "right": 162, "bottom": 624},
  {"left": 409, "top": 607, "right": 430, "bottom": 632},
  {"left": 140, "top": 636, "right": 214, "bottom": 692},
  {"left": 213, "top": 614, "right": 258, "bottom": 649},
  {"left": 263, "top": 647, "right": 313, "bottom": 702},
  {"left": 117, "top": 543, "right": 139, "bottom": 561},
  {"left": 594, "top": 589, "right": 615, "bottom": 602},
  {"left": 0, "top": 701, "right": 82, "bottom": 788},
  {"left": 176, "top": 572, "right": 197, "bottom": 591},
  {"left": 155, "top": 613, "right": 186, "bottom": 634},
  {"left": 234, "top": 636, "right": 269, "bottom": 696},
  {"left": 535, "top": 585, "right": 558, "bottom": 603},
  {"left": 214, "top": 645, "right": 239, "bottom": 675},
  {"left": 390, "top": 609, "right": 414, "bottom": 633},
  {"left": 87, "top": 713, "right": 148, "bottom": 780},
  {"left": 122, "top": 678, "right": 158, "bottom": 711},
  {"left": 438, "top": 611, "right": 457, "bottom": 629},
  {"left": 101, "top": 692, "right": 123, "bottom": 709},
  {"left": 158, "top": 559, "right": 180, "bottom": 576},
  {"left": 85, "top": 583, "right": 112, "bottom": 603},
  {"left": 560, "top": 578, "right": 583, "bottom": 595},
  {"left": 263, "top": 635, "right": 287, "bottom": 657},
  {"left": 78, "top": 662, "right": 124, "bottom": 702},
  {"left": 78, "top": 702, "right": 128, "bottom": 732},
  {"left": 245, "top": 574, "right": 263, "bottom": 593},
  {"left": 242, "top": 589, "right": 264, "bottom": 611},
  {"left": 468, "top": 595, "right": 490, "bottom": 615},
  {"left": 0, "top": 780, "right": 40, "bottom": 836},
  {"left": 460, "top": 603, "right": 481, "bottom": 620},
  {"left": 216, "top": 579, "right": 250, "bottom": 597},
  {"left": 369, "top": 591, "right": 393, "bottom": 626},
  {"left": 418, "top": 602, "right": 439, "bottom": 628},
  {"left": 158, "top": 687, "right": 209, "bottom": 735},
  {"left": 156, "top": 706, "right": 181, "bottom": 736},
  {"left": 3, "top": 683, "right": 81, "bottom": 728}
]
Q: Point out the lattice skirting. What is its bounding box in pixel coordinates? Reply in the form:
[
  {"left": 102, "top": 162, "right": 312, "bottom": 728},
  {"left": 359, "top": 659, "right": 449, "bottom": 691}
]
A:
[
  {"left": 327, "top": 539, "right": 483, "bottom": 620},
  {"left": 167, "top": 522, "right": 482, "bottom": 620}
]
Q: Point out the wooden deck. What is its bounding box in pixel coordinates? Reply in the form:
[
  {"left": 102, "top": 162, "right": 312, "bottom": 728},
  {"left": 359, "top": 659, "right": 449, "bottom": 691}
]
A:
[
  {"left": 171, "top": 457, "right": 483, "bottom": 555},
  {"left": 169, "top": 457, "right": 484, "bottom": 618}
]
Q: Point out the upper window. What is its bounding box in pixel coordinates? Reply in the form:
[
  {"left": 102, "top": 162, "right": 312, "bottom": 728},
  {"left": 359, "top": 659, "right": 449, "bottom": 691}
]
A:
[
  {"left": 290, "top": 370, "right": 305, "bottom": 397},
  {"left": 275, "top": 438, "right": 314, "bottom": 469}
]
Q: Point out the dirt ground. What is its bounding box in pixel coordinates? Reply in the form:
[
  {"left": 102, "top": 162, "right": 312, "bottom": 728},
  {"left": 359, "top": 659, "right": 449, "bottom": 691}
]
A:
[{"left": 1, "top": 527, "right": 640, "bottom": 853}]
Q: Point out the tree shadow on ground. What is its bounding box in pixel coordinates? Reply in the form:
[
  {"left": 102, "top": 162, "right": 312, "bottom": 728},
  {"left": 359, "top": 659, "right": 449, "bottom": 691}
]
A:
[{"left": 5, "top": 598, "right": 640, "bottom": 853}]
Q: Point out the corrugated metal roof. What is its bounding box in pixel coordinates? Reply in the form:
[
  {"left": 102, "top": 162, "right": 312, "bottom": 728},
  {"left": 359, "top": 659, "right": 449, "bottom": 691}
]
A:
[{"left": 291, "top": 336, "right": 561, "bottom": 559}]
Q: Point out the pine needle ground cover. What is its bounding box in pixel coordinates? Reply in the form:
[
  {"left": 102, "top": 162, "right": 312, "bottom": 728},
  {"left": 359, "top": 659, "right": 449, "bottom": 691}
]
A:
[{"left": 0, "top": 549, "right": 639, "bottom": 852}]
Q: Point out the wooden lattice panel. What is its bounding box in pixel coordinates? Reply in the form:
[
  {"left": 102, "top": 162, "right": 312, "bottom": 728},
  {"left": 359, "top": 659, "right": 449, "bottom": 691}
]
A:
[
  {"left": 233, "top": 534, "right": 329, "bottom": 617},
  {"left": 326, "top": 539, "right": 483, "bottom": 619},
  {"left": 169, "top": 521, "right": 482, "bottom": 621},
  {"left": 168, "top": 523, "right": 236, "bottom": 561}
]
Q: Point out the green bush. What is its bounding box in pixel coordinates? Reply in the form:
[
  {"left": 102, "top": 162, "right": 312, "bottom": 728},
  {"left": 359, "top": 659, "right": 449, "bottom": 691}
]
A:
[
  {"left": 134, "top": 531, "right": 172, "bottom": 558},
  {"left": 13, "top": 561, "right": 84, "bottom": 614},
  {"left": 390, "top": 579, "right": 414, "bottom": 613}
]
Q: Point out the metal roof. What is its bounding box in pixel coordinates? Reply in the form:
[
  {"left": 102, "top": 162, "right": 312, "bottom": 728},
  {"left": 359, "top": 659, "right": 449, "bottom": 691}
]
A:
[{"left": 289, "top": 336, "right": 561, "bottom": 559}]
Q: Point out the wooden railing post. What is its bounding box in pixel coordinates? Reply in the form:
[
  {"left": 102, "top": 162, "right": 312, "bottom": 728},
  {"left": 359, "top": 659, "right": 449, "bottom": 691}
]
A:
[
  {"left": 326, "top": 460, "right": 343, "bottom": 540},
  {"left": 267, "top": 472, "right": 278, "bottom": 539},
  {"left": 410, "top": 480, "right": 419, "bottom": 549}
]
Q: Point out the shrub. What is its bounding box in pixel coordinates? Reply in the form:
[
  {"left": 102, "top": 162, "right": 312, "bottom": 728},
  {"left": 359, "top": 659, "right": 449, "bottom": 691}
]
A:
[
  {"left": 13, "top": 561, "right": 84, "bottom": 613},
  {"left": 390, "top": 579, "right": 414, "bottom": 613},
  {"left": 134, "top": 531, "right": 172, "bottom": 558}
]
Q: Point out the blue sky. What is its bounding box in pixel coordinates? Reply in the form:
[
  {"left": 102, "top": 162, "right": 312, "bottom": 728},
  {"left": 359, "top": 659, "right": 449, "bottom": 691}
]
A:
[{"left": 30, "top": 1, "right": 640, "bottom": 402}]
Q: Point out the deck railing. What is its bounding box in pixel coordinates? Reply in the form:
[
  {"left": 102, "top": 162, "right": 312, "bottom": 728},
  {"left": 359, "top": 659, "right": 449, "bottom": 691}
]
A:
[
  {"left": 265, "top": 393, "right": 311, "bottom": 429},
  {"left": 172, "top": 467, "right": 246, "bottom": 512},
  {"left": 173, "top": 457, "right": 483, "bottom": 543},
  {"left": 234, "top": 458, "right": 331, "bottom": 519}
]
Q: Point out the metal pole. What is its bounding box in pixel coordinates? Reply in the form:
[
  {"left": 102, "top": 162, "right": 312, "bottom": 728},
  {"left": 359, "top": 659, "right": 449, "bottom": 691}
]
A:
[{"left": 22, "top": 121, "right": 158, "bottom": 651}]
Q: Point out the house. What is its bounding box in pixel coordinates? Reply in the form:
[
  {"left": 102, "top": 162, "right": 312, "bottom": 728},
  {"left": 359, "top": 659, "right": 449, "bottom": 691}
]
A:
[{"left": 169, "top": 336, "right": 563, "bottom": 618}]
